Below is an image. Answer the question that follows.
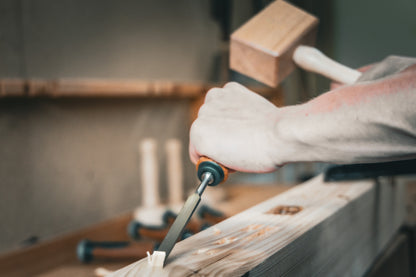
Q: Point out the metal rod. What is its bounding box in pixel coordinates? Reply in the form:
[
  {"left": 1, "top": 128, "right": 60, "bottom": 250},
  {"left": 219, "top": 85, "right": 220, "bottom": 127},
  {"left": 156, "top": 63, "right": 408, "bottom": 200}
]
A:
[{"left": 196, "top": 172, "right": 213, "bottom": 196}]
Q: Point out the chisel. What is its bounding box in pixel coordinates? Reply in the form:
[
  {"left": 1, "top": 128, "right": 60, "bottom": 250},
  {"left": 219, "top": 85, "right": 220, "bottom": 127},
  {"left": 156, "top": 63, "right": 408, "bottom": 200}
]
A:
[{"left": 156, "top": 157, "right": 229, "bottom": 265}]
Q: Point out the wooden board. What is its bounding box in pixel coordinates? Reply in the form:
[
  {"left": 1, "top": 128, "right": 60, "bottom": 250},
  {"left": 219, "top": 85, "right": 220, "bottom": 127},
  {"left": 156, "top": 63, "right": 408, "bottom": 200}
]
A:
[
  {"left": 108, "top": 175, "right": 405, "bottom": 276},
  {"left": 230, "top": 0, "right": 318, "bottom": 87}
]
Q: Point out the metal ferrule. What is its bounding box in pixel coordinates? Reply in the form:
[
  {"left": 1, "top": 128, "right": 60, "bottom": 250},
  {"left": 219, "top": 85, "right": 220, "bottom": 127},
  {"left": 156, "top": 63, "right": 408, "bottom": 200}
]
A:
[{"left": 196, "top": 172, "right": 213, "bottom": 196}]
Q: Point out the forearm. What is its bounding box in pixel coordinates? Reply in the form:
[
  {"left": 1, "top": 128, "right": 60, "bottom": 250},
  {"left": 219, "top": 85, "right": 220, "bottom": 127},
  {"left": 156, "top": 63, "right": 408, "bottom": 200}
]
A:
[{"left": 276, "top": 68, "right": 416, "bottom": 164}]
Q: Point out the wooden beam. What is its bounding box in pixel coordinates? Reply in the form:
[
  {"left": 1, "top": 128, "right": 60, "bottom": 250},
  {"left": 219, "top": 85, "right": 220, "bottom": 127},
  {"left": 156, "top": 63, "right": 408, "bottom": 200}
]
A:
[{"left": 108, "top": 175, "right": 405, "bottom": 276}]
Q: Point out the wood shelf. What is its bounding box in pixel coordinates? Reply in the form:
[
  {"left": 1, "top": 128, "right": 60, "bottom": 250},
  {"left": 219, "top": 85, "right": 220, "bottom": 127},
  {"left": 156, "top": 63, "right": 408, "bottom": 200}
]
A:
[{"left": 0, "top": 79, "right": 282, "bottom": 99}]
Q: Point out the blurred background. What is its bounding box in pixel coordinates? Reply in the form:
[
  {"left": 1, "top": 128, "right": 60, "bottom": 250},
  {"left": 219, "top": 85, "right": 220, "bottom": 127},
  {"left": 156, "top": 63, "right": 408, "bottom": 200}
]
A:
[{"left": 0, "top": 0, "right": 415, "bottom": 259}]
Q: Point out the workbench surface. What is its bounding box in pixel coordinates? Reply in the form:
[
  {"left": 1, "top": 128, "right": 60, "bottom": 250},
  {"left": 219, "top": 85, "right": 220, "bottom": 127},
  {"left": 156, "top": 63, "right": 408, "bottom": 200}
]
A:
[{"left": 0, "top": 185, "right": 290, "bottom": 277}]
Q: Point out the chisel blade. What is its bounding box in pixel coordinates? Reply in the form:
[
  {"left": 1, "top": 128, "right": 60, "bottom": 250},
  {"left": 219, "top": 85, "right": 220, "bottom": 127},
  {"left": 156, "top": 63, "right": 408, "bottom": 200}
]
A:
[{"left": 157, "top": 193, "right": 201, "bottom": 263}]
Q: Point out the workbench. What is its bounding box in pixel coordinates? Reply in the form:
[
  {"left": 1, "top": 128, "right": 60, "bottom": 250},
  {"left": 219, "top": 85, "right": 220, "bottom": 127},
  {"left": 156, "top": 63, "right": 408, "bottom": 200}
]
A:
[
  {"left": 0, "top": 185, "right": 289, "bottom": 277},
  {"left": 103, "top": 175, "right": 410, "bottom": 277},
  {"left": 2, "top": 173, "right": 413, "bottom": 277}
]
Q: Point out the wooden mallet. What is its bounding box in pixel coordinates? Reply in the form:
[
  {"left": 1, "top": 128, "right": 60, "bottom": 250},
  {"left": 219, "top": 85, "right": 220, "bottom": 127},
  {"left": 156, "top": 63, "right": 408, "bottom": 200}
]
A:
[{"left": 230, "top": 0, "right": 361, "bottom": 87}]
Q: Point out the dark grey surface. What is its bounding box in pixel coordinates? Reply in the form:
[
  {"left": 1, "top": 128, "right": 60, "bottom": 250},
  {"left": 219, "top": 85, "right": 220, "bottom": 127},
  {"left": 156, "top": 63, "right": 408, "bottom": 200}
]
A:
[{"left": 0, "top": 0, "right": 221, "bottom": 80}]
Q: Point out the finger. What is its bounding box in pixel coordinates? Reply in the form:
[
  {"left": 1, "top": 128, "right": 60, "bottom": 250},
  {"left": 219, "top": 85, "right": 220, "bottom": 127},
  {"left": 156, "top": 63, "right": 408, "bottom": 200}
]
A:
[
  {"left": 330, "top": 82, "right": 343, "bottom": 90},
  {"left": 224, "top": 82, "right": 242, "bottom": 90},
  {"left": 197, "top": 103, "right": 213, "bottom": 117},
  {"left": 401, "top": 63, "right": 416, "bottom": 74},
  {"left": 357, "top": 63, "right": 376, "bottom": 73},
  {"left": 188, "top": 143, "right": 200, "bottom": 164},
  {"left": 204, "top": 87, "right": 223, "bottom": 104}
]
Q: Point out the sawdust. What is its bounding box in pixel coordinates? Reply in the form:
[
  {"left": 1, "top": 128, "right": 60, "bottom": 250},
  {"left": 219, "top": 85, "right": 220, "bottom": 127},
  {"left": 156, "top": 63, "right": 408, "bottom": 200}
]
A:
[
  {"left": 194, "top": 248, "right": 220, "bottom": 255},
  {"left": 244, "top": 226, "right": 275, "bottom": 241},
  {"left": 214, "top": 236, "right": 238, "bottom": 245},
  {"left": 240, "top": 224, "right": 263, "bottom": 232},
  {"left": 337, "top": 194, "right": 351, "bottom": 201}
]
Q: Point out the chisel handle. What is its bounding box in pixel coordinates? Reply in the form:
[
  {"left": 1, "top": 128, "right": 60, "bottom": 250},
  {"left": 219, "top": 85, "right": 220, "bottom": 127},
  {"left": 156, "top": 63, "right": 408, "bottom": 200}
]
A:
[
  {"left": 128, "top": 219, "right": 193, "bottom": 241},
  {"left": 198, "top": 205, "right": 227, "bottom": 224},
  {"left": 196, "top": 157, "right": 229, "bottom": 186},
  {"left": 77, "top": 240, "right": 154, "bottom": 263}
]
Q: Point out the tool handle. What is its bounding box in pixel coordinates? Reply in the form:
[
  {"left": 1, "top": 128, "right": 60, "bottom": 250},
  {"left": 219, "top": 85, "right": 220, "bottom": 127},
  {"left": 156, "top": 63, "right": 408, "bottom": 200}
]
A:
[
  {"left": 293, "top": 45, "right": 362, "bottom": 85},
  {"left": 128, "top": 219, "right": 193, "bottom": 242},
  {"left": 77, "top": 240, "right": 153, "bottom": 263},
  {"left": 198, "top": 205, "right": 227, "bottom": 224},
  {"left": 163, "top": 210, "right": 201, "bottom": 233},
  {"left": 196, "top": 157, "right": 229, "bottom": 185},
  {"left": 128, "top": 221, "right": 169, "bottom": 241}
]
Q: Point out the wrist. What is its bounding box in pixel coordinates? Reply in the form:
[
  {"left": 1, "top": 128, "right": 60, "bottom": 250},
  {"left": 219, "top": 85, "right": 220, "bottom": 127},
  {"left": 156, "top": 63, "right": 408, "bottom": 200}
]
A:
[{"left": 271, "top": 104, "right": 315, "bottom": 165}]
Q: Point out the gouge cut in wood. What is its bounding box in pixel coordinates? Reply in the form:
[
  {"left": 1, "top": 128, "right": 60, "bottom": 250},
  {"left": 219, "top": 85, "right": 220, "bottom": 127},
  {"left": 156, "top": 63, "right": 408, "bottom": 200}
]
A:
[{"left": 230, "top": 0, "right": 318, "bottom": 87}]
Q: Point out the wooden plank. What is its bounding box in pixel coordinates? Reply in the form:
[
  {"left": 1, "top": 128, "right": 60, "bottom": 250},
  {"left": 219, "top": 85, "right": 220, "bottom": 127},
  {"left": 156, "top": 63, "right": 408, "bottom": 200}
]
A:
[
  {"left": 230, "top": 0, "right": 318, "bottom": 87},
  {"left": 0, "top": 79, "right": 282, "bottom": 99},
  {"left": 108, "top": 175, "right": 405, "bottom": 276}
]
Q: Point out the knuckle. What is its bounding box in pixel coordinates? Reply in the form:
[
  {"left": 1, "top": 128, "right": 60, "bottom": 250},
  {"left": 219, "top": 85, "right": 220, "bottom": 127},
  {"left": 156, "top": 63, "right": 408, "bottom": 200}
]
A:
[
  {"left": 205, "top": 87, "right": 223, "bottom": 102},
  {"left": 197, "top": 104, "right": 210, "bottom": 117},
  {"left": 224, "top": 82, "right": 244, "bottom": 91},
  {"left": 190, "top": 119, "right": 204, "bottom": 137},
  {"left": 224, "top": 81, "right": 239, "bottom": 88}
]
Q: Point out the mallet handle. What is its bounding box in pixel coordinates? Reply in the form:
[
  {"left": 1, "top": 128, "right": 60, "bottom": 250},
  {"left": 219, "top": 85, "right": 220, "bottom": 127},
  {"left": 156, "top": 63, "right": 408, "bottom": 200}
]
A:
[{"left": 293, "top": 45, "right": 362, "bottom": 85}]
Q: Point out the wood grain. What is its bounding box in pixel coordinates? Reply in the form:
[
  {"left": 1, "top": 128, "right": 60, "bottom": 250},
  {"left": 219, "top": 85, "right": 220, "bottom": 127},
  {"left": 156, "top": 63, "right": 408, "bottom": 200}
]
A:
[
  {"left": 230, "top": 0, "right": 318, "bottom": 87},
  {"left": 108, "top": 175, "right": 405, "bottom": 276}
]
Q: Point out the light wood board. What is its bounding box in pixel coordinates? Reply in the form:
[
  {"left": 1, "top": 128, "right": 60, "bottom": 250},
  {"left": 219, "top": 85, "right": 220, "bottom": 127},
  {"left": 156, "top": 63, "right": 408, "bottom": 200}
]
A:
[{"left": 108, "top": 175, "right": 405, "bottom": 276}]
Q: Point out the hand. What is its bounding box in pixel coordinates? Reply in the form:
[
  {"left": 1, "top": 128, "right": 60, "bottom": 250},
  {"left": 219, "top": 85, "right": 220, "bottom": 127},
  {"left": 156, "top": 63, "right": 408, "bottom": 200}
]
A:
[
  {"left": 286, "top": 56, "right": 416, "bottom": 164},
  {"left": 189, "top": 82, "right": 284, "bottom": 173},
  {"left": 190, "top": 55, "right": 416, "bottom": 170}
]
